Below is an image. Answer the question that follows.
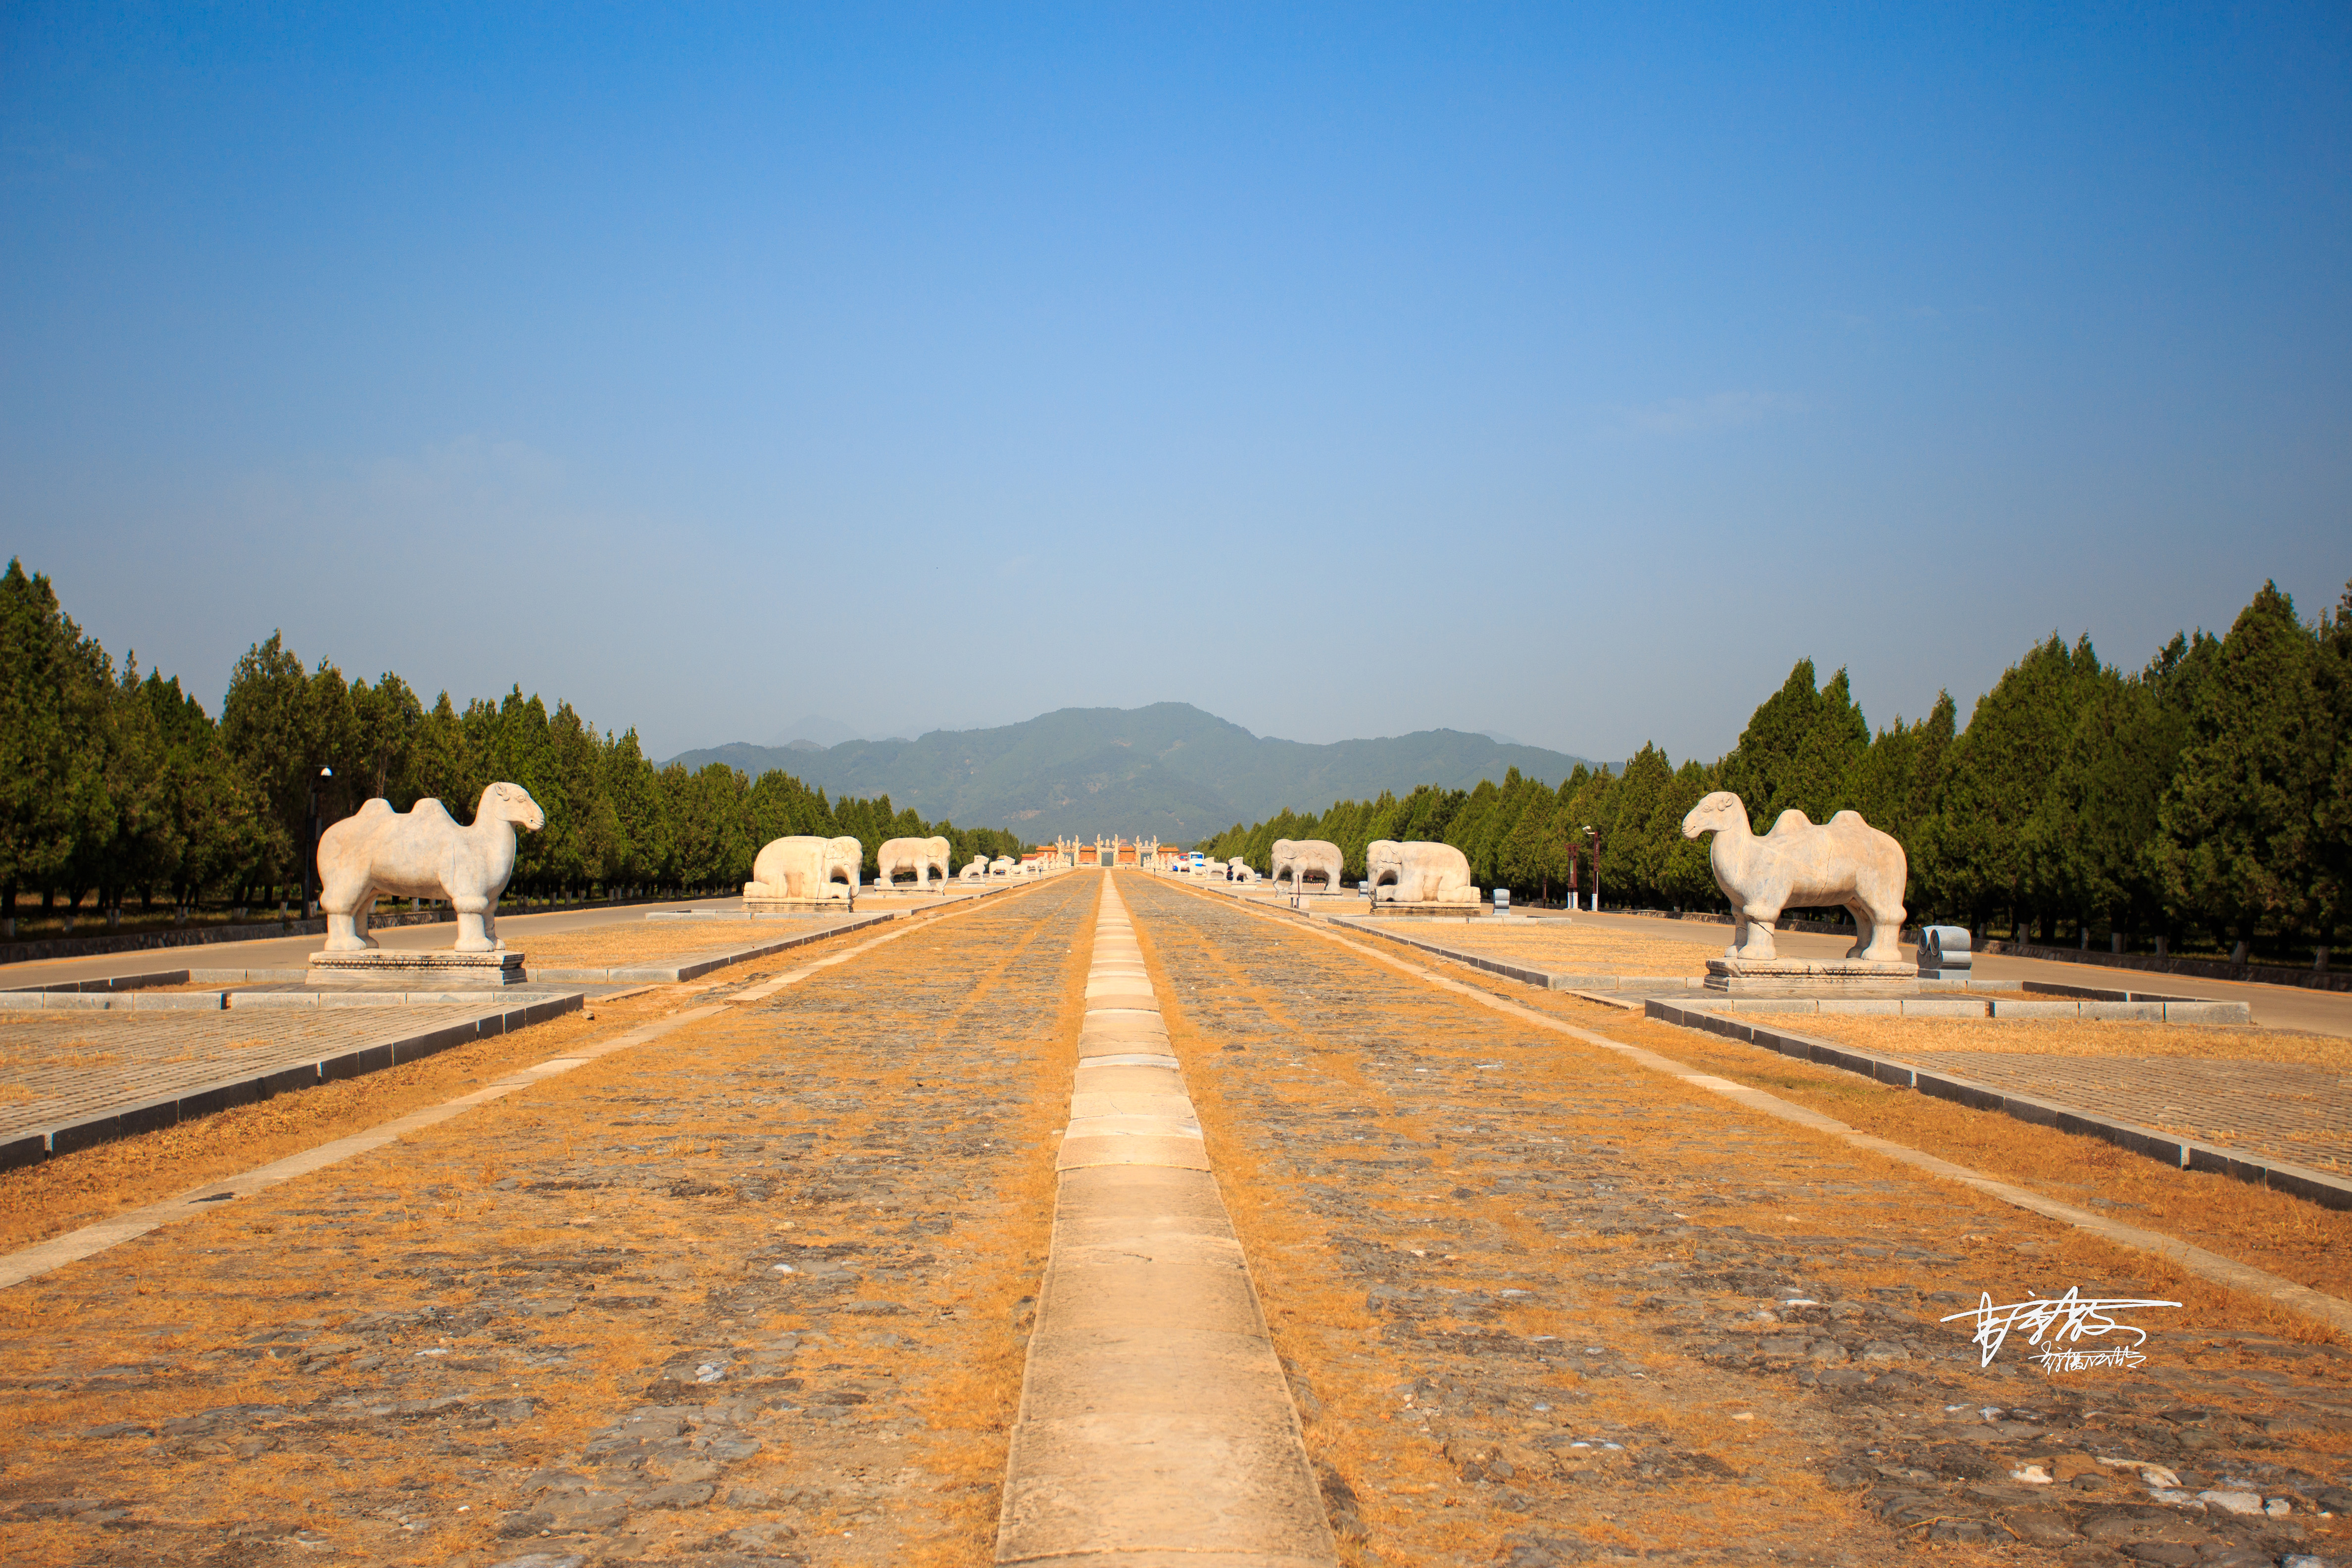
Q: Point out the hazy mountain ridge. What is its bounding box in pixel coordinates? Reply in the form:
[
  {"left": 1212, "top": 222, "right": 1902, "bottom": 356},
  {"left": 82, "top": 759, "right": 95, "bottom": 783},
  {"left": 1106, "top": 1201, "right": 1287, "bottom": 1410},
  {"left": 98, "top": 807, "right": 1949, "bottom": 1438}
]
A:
[{"left": 666, "top": 703, "right": 1589, "bottom": 841}]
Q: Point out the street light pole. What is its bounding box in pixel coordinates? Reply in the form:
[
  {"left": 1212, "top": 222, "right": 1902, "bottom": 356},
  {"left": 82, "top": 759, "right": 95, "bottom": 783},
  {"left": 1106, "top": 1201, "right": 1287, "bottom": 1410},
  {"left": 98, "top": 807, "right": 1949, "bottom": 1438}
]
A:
[
  {"left": 302, "top": 766, "right": 335, "bottom": 920},
  {"left": 1581, "top": 825, "right": 1600, "bottom": 913}
]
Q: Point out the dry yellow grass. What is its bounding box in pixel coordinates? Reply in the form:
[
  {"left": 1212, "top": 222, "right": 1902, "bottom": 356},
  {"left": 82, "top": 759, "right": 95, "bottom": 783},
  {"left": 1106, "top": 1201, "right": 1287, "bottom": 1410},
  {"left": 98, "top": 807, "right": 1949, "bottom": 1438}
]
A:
[
  {"left": 0, "top": 876, "right": 1082, "bottom": 1568},
  {"left": 1794, "top": 1011, "right": 2352, "bottom": 1073},
  {"left": 1362, "top": 919, "right": 1715, "bottom": 977},
  {"left": 1363, "top": 947, "right": 2352, "bottom": 1321},
  {"left": 518, "top": 918, "right": 800, "bottom": 965},
  {"left": 0, "top": 980, "right": 697, "bottom": 1254},
  {"left": 1130, "top": 882, "right": 1957, "bottom": 1567}
]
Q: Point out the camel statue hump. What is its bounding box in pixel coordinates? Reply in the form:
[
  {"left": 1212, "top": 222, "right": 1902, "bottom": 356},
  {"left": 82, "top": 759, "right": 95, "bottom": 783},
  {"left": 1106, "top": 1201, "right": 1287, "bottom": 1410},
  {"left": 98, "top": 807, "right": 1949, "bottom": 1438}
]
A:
[{"left": 1767, "top": 808, "right": 1815, "bottom": 836}]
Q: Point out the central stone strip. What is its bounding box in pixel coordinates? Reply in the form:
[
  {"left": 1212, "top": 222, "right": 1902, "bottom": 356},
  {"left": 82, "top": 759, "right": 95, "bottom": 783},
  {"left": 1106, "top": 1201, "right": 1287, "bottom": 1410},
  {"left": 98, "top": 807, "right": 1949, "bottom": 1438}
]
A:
[{"left": 995, "top": 875, "right": 1337, "bottom": 1568}]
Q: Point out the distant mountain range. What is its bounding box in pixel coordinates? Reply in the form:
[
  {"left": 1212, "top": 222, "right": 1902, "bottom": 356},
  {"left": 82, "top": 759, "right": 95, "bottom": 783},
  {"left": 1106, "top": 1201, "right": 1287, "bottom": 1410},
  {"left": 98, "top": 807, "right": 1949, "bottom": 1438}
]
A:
[{"left": 666, "top": 703, "right": 1590, "bottom": 842}]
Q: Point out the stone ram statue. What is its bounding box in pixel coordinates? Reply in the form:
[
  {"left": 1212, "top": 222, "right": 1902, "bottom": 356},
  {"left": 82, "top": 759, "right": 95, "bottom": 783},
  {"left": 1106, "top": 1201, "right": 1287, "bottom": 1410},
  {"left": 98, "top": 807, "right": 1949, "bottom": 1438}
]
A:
[
  {"left": 1680, "top": 791, "right": 1908, "bottom": 963},
  {"left": 316, "top": 783, "right": 545, "bottom": 953},
  {"left": 745, "top": 835, "right": 861, "bottom": 902},
  {"left": 878, "top": 835, "right": 950, "bottom": 891},
  {"left": 1363, "top": 839, "right": 1477, "bottom": 904},
  {"left": 1270, "top": 837, "right": 1343, "bottom": 894}
]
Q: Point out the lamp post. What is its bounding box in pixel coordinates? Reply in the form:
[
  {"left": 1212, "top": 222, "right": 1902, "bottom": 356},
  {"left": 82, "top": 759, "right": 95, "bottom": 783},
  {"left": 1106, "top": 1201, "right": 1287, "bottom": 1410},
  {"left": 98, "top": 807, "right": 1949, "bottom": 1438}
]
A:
[
  {"left": 301, "top": 766, "right": 335, "bottom": 920},
  {"left": 1581, "top": 825, "right": 1600, "bottom": 913}
]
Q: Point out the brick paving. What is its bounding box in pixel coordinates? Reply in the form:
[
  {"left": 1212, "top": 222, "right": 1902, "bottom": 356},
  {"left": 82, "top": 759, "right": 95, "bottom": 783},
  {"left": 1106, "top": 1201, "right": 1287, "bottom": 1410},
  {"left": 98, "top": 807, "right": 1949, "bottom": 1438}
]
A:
[
  {"left": 1905, "top": 1053, "right": 2352, "bottom": 1179},
  {"left": 1120, "top": 875, "right": 2352, "bottom": 1567},
  {"left": 0, "top": 876, "right": 1089, "bottom": 1567},
  {"left": 0, "top": 1006, "right": 534, "bottom": 1147}
]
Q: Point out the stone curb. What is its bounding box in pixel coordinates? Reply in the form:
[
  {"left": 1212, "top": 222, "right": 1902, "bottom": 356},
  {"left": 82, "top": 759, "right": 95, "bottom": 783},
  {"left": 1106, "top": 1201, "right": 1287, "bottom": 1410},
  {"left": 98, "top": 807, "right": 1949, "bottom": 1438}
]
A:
[
  {"left": 1643, "top": 998, "right": 2352, "bottom": 1212},
  {"left": 1, "top": 993, "right": 587, "bottom": 1172},
  {"left": 996, "top": 879, "right": 1336, "bottom": 1568}
]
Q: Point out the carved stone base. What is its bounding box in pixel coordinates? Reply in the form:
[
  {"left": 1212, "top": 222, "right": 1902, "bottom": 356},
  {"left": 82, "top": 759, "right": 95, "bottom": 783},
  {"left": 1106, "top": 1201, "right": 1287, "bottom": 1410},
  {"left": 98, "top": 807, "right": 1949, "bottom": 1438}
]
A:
[
  {"left": 1364, "top": 900, "right": 1484, "bottom": 917},
  {"left": 742, "top": 898, "right": 854, "bottom": 913},
  {"left": 1705, "top": 957, "right": 1919, "bottom": 994},
  {"left": 306, "top": 949, "right": 529, "bottom": 989}
]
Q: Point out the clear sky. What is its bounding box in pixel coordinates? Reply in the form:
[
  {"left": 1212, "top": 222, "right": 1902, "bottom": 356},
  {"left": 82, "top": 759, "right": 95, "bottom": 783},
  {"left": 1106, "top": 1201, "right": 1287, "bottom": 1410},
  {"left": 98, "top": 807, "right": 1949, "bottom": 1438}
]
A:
[{"left": 5, "top": 5, "right": 2347, "bottom": 765}]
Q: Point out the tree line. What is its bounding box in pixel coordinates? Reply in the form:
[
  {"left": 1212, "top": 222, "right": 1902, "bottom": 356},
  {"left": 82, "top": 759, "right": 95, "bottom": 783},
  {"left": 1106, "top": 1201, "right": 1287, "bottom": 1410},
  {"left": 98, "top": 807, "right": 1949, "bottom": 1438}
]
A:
[
  {"left": 0, "top": 560, "right": 1027, "bottom": 920},
  {"left": 1196, "top": 578, "right": 2352, "bottom": 966}
]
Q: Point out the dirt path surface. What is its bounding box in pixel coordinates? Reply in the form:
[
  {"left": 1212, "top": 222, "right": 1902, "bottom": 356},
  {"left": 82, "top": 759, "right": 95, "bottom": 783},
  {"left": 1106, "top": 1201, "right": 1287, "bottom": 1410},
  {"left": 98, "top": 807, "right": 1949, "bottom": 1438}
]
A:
[
  {"left": 1117, "top": 876, "right": 2352, "bottom": 1568},
  {"left": 0, "top": 874, "right": 1095, "bottom": 1568}
]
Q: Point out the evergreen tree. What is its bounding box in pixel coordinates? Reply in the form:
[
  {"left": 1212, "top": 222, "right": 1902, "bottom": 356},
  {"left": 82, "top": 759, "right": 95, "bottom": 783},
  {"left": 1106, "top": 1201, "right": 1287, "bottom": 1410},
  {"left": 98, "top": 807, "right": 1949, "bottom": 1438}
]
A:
[{"left": 2153, "top": 583, "right": 2333, "bottom": 955}]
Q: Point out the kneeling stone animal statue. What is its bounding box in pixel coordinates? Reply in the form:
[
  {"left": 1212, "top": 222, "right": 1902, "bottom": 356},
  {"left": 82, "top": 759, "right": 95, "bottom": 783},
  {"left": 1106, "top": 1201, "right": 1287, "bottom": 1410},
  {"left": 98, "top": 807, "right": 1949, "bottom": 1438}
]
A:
[
  {"left": 1679, "top": 791, "right": 1908, "bottom": 963},
  {"left": 746, "top": 835, "right": 861, "bottom": 902},
  {"left": 1363, "top": 839, "right": 1477, "bottom": 904},
  {"left": 317, "top": 782, "right": 545, "bottom": 953}
]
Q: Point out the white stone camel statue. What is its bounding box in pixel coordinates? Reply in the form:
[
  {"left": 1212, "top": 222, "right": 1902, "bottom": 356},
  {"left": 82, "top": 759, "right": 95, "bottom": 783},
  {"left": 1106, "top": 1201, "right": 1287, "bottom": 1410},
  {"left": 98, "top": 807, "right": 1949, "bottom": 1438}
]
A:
[
  {"left": 877, "top": 835, "right": 950, "bottom": 891},
  {"left": 1679, "top": 791, "right": 1909, "bottom": 963},
  {"left": 316, "top": 782, "right": 545, "bottom": 953}
]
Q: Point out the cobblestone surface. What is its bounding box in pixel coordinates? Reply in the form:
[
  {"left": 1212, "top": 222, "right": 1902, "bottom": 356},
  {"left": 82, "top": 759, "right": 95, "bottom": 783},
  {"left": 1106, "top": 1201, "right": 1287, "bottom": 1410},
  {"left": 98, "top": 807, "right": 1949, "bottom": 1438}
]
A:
[
  {"left": 0, "top": 1006, "right": 526, "bottom": 1145},
  {"left": 0, "top": 875, "right": 1091, "bottom": 1568},
  {"left": 1121, "top": 877, "right": 2352, "bottom": 1568}
]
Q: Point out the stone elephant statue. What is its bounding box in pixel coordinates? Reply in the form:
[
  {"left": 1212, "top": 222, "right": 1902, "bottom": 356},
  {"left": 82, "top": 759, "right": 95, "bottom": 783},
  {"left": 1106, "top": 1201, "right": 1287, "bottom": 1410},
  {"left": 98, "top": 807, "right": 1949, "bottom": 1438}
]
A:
[
  {"left": 317, "top": 783, "right": 544, "bottom": 953},
  {"left": 878, "top": 835, "right": 950, "bottom": 891},
  {"left": 746, "top": 834, "right": 862, "bottom": 902},
  {"left": 1364, "top": 839, "right": 1477, "bottom": 904},
  {"left": 1270, "top": 837, "right": 1343, "bottom": 893}
]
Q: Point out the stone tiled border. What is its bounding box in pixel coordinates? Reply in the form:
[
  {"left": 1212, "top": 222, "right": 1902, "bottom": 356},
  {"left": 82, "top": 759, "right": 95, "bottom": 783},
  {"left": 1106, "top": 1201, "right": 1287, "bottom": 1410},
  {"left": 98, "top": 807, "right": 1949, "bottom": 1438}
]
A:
[
  {"left": 1643, "top": 997, "right": 2352, "bottom": 1213},
  {"left": 0, "top": 993, "right": 585, "bottom": 1172},
  {"left": 995, "top": 874, "right": 1336, "bottom": 1568}
]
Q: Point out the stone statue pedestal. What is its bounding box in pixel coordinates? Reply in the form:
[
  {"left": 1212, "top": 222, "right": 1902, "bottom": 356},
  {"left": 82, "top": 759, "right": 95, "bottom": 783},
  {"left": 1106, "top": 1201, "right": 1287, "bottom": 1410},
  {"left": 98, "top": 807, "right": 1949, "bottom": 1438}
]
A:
[
  {"left": 742, "top": 896, "right": 852, "bottom": 913},
  {"left": 1704, "top": 957, "right": 1919, "bottom": 995},
  {"left": 307, "top": 949, "right": 529, "bottom": 989}
]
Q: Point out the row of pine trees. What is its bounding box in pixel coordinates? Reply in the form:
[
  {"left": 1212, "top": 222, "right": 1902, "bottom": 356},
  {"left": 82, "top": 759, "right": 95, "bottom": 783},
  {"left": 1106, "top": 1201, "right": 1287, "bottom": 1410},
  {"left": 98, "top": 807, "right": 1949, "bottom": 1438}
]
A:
[
  {"left": 0, "top": 561, "right": 1026, "bottom": 923},
  {"left": 1199, "top": 579, "right": 2352, "bottom": 966}
]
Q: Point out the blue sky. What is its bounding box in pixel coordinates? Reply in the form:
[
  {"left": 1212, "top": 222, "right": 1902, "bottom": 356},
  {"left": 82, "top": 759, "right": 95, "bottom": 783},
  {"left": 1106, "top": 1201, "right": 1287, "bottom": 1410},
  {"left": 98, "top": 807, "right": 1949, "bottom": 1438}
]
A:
[{"left": 5, "top": 4, "right": 2347, "bottom": 764}]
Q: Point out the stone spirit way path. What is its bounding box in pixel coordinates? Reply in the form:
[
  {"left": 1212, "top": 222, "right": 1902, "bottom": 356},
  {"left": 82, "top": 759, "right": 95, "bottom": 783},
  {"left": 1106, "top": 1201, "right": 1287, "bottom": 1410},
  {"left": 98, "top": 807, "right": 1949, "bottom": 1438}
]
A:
[
  {"left": 0, "top": 875, "right": 1094, "bottom": 1568},
  {"left": 1117, "top": 874, "right": 2352, "bottom": 1568},
  {"left": 996, "top": 877, "right": 1333, "bottom": 1567}
]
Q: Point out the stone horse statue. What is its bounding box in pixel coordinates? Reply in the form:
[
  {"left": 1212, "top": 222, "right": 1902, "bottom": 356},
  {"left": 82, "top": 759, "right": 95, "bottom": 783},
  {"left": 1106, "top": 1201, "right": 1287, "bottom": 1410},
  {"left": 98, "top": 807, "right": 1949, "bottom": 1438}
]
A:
[
  {"left": 316, "top": 782, "right": 545, "bottom": 953},
  {"left": 1679, "top": 791, "right": 1908, "bottom": 963}
]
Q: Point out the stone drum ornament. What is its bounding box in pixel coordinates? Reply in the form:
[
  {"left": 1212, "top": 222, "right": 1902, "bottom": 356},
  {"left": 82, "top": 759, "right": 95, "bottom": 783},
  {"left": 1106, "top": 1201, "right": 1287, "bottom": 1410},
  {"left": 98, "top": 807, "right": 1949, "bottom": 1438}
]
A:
[
  {"left": 315, "top": 783, "right": 545, "bottom": 954},
  {"left": 1679, "top": 791, "right": 1910, "bottom": 979}
]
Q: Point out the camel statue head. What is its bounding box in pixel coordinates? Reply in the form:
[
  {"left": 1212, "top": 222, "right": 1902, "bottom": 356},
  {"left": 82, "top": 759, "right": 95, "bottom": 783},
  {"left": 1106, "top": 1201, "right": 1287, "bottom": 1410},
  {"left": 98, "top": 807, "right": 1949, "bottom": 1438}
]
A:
[
  {"left": 480, "top": 781, "right": 547, "bottom": 833},
  {"left": 1681, "top": 791, "right": 1749, "bottom": 840}
]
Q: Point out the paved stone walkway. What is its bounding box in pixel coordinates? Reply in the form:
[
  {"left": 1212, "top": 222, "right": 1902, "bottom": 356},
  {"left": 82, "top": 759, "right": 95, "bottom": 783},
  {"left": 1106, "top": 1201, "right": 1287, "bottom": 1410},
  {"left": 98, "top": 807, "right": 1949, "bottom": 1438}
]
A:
[
  {"left": 0, "top": 876, "right": 1089, "bottom": 1567},
  {"left": 0, "top": 1004, "right": 555, "bottom": 1153},
  {"left": 1908, "top": 1052, "right": 2352, "bottom": 1181},
  {"left": 1119, "top": 875, "right": 2352, "bottom": 1568},
  {"left": 4, "top": 871, "right": 2352, "bottom": 1568}
]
